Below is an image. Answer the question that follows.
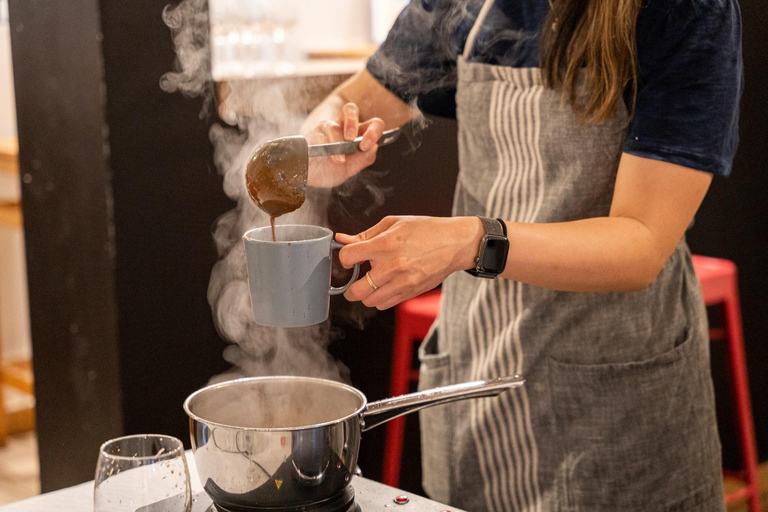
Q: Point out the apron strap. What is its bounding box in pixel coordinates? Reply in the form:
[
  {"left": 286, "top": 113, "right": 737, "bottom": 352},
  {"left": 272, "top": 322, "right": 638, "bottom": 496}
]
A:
[{"left": 462, "top": 0, "right": 496, "bottom": 60}]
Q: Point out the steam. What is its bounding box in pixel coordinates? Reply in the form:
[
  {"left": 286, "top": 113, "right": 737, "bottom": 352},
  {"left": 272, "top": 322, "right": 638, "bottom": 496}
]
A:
[
  {"left": 159, "top": 0, "right": 520, "bottom": 384},
  {"left": 161, "top": 0, "right": 346, "bottom": 383},
  {"left": 160, "top": 0, "right": 214, "bottom": 116}
]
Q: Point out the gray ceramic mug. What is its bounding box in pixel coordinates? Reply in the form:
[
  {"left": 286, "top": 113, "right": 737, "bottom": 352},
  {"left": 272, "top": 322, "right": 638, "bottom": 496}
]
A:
[{"left": 243, "top": 224, "right": 360, "bottom": 327}]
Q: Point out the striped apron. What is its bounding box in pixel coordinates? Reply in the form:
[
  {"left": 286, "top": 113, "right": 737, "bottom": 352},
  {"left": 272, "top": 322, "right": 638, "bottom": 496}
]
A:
[{"left": 417, "top": 1, "right": 726, "bottom": 511}]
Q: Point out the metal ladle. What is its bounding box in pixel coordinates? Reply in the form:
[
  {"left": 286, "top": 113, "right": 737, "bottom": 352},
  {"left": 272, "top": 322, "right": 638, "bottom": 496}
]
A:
[{"left": 245, "top": 128, "right": 402, "bottom": 217}]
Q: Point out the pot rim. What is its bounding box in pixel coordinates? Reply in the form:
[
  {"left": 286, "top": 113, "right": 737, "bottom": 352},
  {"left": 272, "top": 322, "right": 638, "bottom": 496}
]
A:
[
  {"left": 242, "top": 224, "right": 332, "bottom": 245},
  {"left": 183, "top": 375, "right": 368, "bottom": 432}
]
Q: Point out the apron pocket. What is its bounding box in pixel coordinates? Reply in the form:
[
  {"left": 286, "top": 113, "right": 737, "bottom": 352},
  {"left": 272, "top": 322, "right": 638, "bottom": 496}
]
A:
[
  {"left": 548, "top": 327, "right": 723, "bottom": 512},
  {"left": 417, "top": 325, "right": 453, "bottom": 504}
]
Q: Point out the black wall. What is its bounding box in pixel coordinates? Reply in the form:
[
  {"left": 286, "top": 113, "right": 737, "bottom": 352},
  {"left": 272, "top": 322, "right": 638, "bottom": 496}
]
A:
[
  {"left": 99, "top": 0, "right": 232, "bottom": 443},
  {"left": 9, "top": 0, "right": 125, "bottom": 491},
  {"left": 10, "top": 0, "right": 231, "bottom": 490}
]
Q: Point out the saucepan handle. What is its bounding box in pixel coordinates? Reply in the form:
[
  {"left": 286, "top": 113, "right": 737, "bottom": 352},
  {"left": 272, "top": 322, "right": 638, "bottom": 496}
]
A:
[{"left": 359, "top": 376, "right": 524, "bottom": 432}]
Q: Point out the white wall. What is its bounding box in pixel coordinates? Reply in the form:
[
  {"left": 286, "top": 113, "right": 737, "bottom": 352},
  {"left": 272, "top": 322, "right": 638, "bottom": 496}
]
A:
[
  {"left": 293, "top": 0, "right": 407, "bottom": 49},
  {"left": 369, "top": 0, "right": 408, "bottom": 43},
  {"left": 0, "top": 0, "right": 16, "bottom": 139},
  {"left": 293, "top": 0, "right": 372, "bottom": 50},
  {"left": 0, "top": 0, "right": 30, "bottom": 363},
  {"left": 0, "top": 224, "right": 31, "bottom": 362}
]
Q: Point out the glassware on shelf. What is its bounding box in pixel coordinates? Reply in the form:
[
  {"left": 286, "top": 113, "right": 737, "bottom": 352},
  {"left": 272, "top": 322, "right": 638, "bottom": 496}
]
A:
[{"left": 209, "top": 0, "right": 298, "bottom": 80}]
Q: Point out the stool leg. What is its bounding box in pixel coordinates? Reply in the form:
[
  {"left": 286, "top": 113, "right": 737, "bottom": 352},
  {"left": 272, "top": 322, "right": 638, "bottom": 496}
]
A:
[
  {"left": 383, "top": 321, "right": 414, "bottom": 487},
  {"left": 724, "top": 282, "right": 761, "bottom": 512}
]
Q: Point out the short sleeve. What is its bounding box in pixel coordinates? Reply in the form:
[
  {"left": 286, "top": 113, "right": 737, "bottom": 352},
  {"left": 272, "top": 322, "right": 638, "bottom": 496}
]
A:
[
  {"left": 623, "top": 0, "right": 743, "bottom": 176},
  {"left": 366, "top": 0, "right": 464, "bottom": 118}
]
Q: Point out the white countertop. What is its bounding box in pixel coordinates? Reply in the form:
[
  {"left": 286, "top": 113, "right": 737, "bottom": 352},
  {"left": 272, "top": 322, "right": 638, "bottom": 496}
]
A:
[
  {"left": 0, "top": 137, "right": 19, "bottom": 204},
  {"left": 0, "top": 450, "right": 465, "bottom": 512},
  {"left": 0, "top": 452, "right": 204, "bottom": 512}
]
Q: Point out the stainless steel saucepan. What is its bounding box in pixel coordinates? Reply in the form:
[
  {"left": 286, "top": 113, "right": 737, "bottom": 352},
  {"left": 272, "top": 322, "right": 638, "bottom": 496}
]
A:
[{"left": 184, "top": 375, "right": 523, "bottom": 511}]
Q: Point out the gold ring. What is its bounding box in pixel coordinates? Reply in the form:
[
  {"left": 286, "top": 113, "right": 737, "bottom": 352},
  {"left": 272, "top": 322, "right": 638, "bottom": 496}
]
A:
[{"left": 365, "top": 271, "right": 378, "bottom": 291}]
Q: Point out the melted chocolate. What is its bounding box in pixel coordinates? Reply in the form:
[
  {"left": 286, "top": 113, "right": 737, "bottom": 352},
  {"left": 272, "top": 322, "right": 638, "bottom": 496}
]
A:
[{"left": 245, "top": 137, "right": 308, "bottom": 226}]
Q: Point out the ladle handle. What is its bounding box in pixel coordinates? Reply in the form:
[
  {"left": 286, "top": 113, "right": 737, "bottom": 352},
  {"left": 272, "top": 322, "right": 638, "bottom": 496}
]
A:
[
  {"left": 308, "top": 128, "right": 403, "bottom": 157},
  {"left": 360, "top": 376, "right": 524, "bottom": 432}
]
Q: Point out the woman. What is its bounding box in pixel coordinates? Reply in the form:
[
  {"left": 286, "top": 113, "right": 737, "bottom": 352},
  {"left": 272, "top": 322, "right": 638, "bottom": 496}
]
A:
[{"left": 301, "top": 0, "right": 742, "bottom": 510}]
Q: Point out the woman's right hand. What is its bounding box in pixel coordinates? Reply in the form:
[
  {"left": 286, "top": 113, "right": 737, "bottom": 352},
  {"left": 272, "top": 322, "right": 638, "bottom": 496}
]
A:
[{"left": 305, "top": 102, "right": 386, "bottom": 188}]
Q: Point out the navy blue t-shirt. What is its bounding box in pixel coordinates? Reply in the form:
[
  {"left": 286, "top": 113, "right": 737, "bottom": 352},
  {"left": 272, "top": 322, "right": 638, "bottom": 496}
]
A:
[{"left": 367, "top": 0, "right": 742, "bottom": 176}]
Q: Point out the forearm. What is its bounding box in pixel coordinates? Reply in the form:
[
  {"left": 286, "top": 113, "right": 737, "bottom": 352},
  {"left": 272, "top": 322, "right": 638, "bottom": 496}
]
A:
[
  {"left": 456, "top": 216, "right": 670, "bottom": 292},
  {"left": 301, "top": 70, "right": 415, "bottom": 135},
  {"left": 301, "top": 91, "right": 347, "bottom": 136},
  {"left": 338, "top": 156, "right": 710, "bottom": 309}
]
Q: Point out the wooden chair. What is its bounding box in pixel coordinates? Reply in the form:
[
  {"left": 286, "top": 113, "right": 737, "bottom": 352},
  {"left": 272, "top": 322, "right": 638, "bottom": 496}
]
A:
[{"left": 0, "top": 137, "right": 35, "bottom": 447}]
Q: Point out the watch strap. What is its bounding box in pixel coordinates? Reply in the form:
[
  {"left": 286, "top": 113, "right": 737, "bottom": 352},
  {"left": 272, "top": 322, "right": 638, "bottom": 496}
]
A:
[
  {"left": 478, "top": 216, "right": 504, "bottom": 237},
  {"left": 465, "top": 216, "right": 508, "bottom": 279},
  {"left": 496, "top": 218, "right": 508, "bottom": 236}
]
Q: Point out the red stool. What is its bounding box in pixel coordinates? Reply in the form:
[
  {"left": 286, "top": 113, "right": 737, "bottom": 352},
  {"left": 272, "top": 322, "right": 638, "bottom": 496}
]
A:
[
  {"left": 382, "top": 289, "right": 441, "bottom": 487},
  {"left": 692, "top": 255, "right": 760, "bottom": 512}
]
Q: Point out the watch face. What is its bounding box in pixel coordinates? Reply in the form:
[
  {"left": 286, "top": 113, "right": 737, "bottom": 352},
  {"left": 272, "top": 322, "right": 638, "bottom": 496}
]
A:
[{"left": 480, "top": 236, "right": 509, "bottom": 273}]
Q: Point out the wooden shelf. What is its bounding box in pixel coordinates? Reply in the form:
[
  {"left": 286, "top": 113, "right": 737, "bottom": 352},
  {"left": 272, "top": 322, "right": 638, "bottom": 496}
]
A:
[
  {"left": 1, "top": 361, "right": 34, "bottom": 395},
  {"left": 305, "top": 43, "right": 378, "bottom": 60},
  {"left": 216, "top": 72, "right": 352, "bottom": 121},
  {"left": 0, "top": 137, "right": 18, "bottom": 175},
  {"left": 0, "top": 203, "right": 21, "bottom": 228},
  {"left": 0, "top": 361, "right": 35, "bottom": 445},
  {"left": 724, "top": 462, "right": 768, "bottom": 511},
  {"left": 213, "top": 57, "right": 366, "bottom": 83}
]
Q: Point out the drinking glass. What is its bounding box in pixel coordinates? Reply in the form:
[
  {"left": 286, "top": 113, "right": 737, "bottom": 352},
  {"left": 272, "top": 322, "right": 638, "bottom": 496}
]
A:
[
  {"left": 258, "top": 0, "right": 298, "bottom": 73},
  {"left": 94, "top": 434, "right": 192, "bottom": 512},
  {"left": 209, "top": 0, "right": 298, "bottom": 79}
]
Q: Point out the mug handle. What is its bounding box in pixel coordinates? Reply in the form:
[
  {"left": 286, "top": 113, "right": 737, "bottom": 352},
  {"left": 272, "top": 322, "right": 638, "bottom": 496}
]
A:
[{"left": 329, "top": 241, "right": 360, "bottom": 296}]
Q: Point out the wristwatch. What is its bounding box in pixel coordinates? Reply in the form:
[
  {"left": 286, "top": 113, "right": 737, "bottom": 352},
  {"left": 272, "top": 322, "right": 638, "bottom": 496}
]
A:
[{"left": 465, "top": 217, "right": 509, "bottom": 279}]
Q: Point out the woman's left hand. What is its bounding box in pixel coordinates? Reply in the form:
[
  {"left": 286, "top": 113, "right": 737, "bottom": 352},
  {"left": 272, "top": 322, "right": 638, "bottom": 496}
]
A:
[{"left": 336, "top": 216, "right": 484, "bottom": 310}]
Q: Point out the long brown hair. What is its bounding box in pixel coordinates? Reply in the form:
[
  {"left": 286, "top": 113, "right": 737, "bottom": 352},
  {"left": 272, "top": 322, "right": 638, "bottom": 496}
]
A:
[{"left": 540, "top": 0, "right": 642, "bottom": 123}]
